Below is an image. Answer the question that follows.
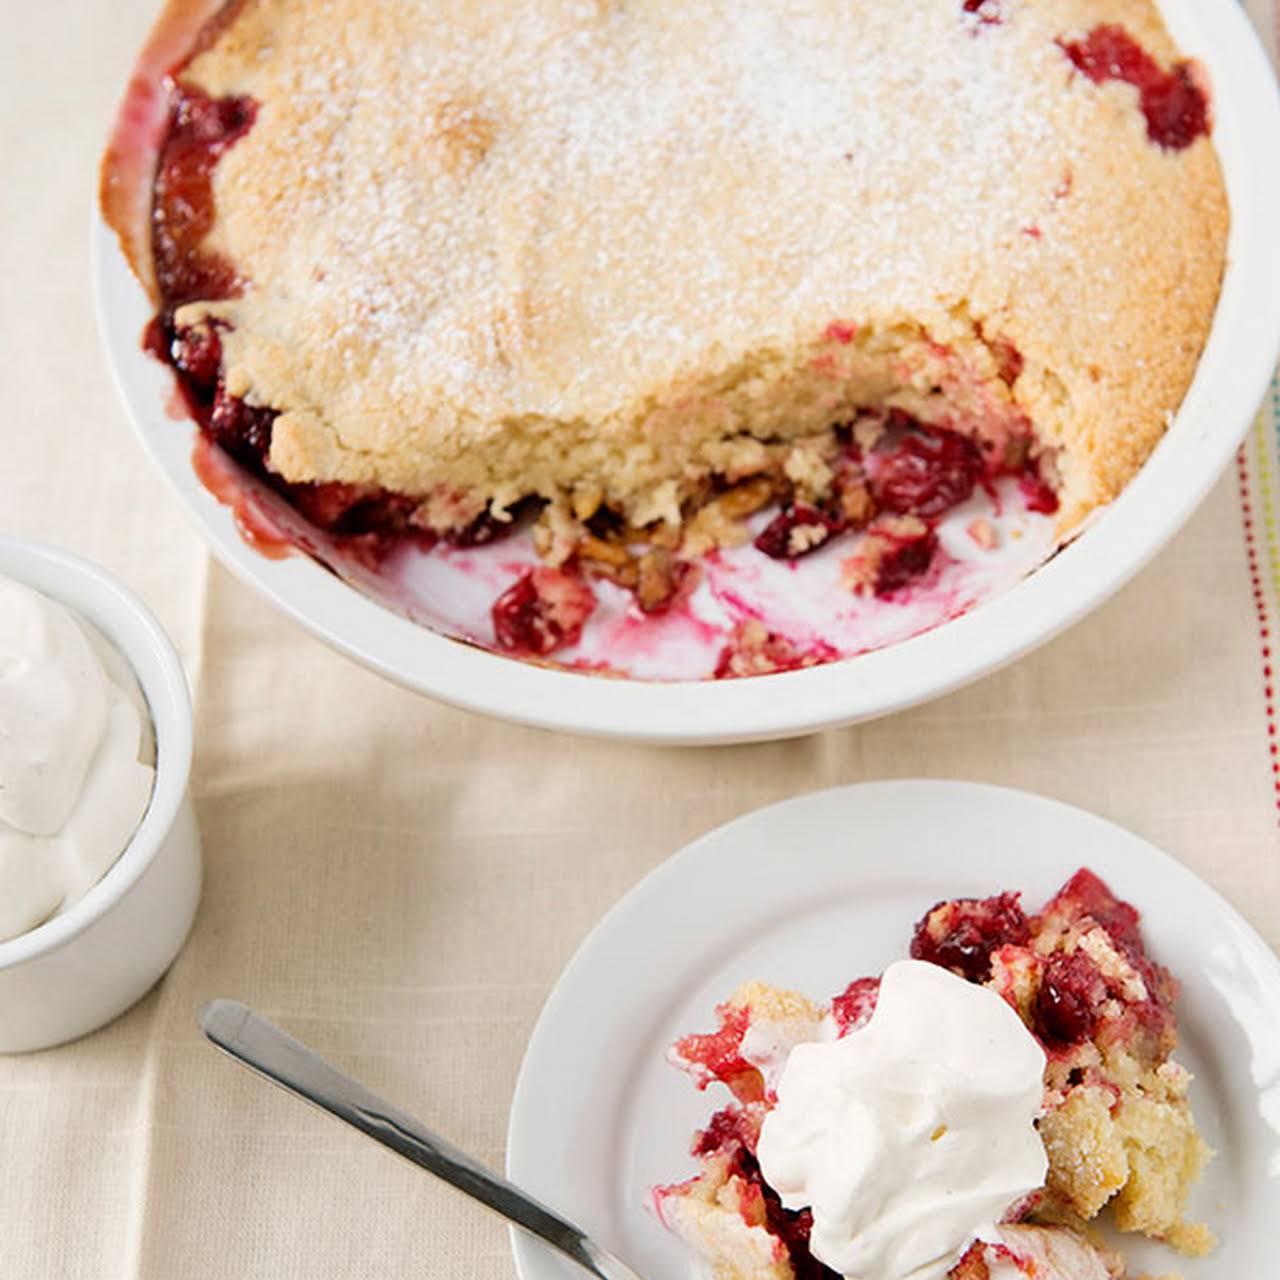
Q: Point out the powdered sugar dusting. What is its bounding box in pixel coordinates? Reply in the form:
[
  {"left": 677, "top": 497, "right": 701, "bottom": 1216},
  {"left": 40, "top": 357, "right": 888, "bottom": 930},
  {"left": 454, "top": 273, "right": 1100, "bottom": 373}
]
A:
[{"left": 189, "top": 0, "right": 1093, "bottom": 428}]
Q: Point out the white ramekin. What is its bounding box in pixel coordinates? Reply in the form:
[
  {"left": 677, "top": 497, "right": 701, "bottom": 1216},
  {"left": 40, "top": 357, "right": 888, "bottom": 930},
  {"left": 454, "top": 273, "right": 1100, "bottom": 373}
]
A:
[{"left": 0, "top": 539, "right": 201, "bottom": 1053}]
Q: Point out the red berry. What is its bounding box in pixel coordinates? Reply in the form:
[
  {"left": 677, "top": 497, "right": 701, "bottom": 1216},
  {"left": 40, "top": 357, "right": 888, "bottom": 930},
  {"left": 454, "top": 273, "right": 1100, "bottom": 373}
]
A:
[
  {"left": 170, "top": 323, "right": 223, "bottom": 396},
  {"left": 1034, "top": 952, "right": 1100, "bottom": 1045},
  {"left": 910, "top": 892, "right": 1030, "bottom": 983},
  {"left": 831, "top": 976, "right": 881, "bottom": 1035},
  {"left": 1059, "top": 25, "right": 1208, "bottom": 151},
  {"left": 869, "top": 424, "right": 982, "bottom": 518},
  {"left": 491, "top": 568, "right": 597, "bottom": 655},
  {"left": 1019, "top": 470, "right": 1060, "bottom": 515},
  {"left": 874, "top": 525, "right": 939, "bottom": 597},
  {"left": 208, "top": 386, "right": 275, "bottom": 465},
  {"left": 754, "top": 504, "right": 846, "bottom": 560}
]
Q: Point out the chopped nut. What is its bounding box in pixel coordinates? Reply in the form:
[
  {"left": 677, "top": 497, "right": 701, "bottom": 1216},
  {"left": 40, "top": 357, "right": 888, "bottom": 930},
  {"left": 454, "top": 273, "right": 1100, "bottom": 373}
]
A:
[
  {"left": 715, "top": 477, "right": 776, "bottom": 520},
  {"left": 853, "top": 416, "right": 888, "bottom": 453},
  {"left": 833, "top": 456, "right": 877, "bottom": 528},
  {"left": 635, "top": 548, "right": 696, "bottom": 613},
  {"left": 967, "top": 516, "right": 999, "bottom": 550},
  {"left": 681, "top": 507, "right": 746, "bottom": 558},
  {"left": 577, "top": 532, "right": 631, "bottom": 568},
  {"left": 831, "top": 451, "right": 877, "bottom": 527},
  {"left": 571, "top": 485, "right": 604, "bottom": 521},
  {"left": 838, "top": 483, "right": 876, "bottom": 527},
  {"left": 643, "top": 520, "right": 682, "bottom": 550},
  {"left": 585, "top": 556, "right": 639, "bottom": 589},
  {"left": 1002, "top": 435, "right": 1032, "bottom": 471}
]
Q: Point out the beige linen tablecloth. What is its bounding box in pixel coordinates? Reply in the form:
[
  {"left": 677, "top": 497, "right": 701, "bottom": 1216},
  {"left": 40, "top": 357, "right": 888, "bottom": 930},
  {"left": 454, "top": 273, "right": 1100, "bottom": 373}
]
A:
[{"left": 3, "top": 3, "right": 1280, "bottom": 1276}]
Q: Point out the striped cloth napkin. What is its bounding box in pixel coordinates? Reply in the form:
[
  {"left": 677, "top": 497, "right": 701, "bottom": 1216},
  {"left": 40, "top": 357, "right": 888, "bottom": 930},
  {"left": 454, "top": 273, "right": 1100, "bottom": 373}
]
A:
[{"left": 1238, "top": 0, "right": 1280, "bottom": 821}]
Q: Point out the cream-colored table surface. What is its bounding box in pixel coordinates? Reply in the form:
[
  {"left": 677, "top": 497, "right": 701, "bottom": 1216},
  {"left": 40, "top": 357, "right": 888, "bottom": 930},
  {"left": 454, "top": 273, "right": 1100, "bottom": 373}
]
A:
[{"left": 3, "top": 3, "right": 1279, "bottom": 1276}]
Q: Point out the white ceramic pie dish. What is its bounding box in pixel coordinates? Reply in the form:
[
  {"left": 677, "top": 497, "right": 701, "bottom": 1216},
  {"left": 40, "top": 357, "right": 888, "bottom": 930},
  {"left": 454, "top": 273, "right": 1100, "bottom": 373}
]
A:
[
  {"left": 94, "top": 0, "right": 1280, "bottom": 744},
  {"left": 0, "top": 539, "right": 200, "bottom": 1053}
]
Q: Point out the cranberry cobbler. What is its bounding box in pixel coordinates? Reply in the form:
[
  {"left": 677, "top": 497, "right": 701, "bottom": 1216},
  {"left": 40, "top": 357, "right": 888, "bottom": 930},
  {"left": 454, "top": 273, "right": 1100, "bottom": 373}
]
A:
[
  {"left": 102, "top": 0, "right": 1226, "bottom": 668},
  {"left": 652, "top": 870, "right": 1211, "bottom": 1279}
]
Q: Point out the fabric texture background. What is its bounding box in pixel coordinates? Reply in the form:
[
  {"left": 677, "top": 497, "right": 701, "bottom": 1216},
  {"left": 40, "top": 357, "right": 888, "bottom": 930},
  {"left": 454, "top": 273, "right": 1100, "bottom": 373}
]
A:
[{"left": 1, "top": 1, "right": 1278, "bottom": 1275}]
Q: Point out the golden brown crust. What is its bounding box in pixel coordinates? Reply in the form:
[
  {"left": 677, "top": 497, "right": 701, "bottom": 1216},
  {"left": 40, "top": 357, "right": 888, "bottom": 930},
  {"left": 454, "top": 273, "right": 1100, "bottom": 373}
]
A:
[
  {"left": 1037, "top": 1065, "right": 1214, "bottom": 1257},
  {"left": 171, "top": 0, "right": 1228, "bottom": 535},
  {"left": 726, "top": 981, "right": 824, "bottom": 1025}
]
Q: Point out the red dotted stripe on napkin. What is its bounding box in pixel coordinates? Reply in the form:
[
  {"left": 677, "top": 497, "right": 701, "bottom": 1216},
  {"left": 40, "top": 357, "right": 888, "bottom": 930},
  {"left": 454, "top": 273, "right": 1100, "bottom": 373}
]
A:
[{"left": 1237, "top": 447, "right": 1280, "bottom": 819}]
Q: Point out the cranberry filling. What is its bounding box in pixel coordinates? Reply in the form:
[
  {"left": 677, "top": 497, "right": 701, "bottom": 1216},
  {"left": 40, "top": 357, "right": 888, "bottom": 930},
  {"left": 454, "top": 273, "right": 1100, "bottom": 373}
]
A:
[
  {"left": 872, "top": 524, "right": 940, "bottom": 598},
  {"left": 962, "top": 0, "right": 1003, "bottom": 27},
  {"left": 169, "top": 319, "right": 223, "bottom": 394},
  {"left": 152, "top": 84, "right": 257, "bottom": 308},
  {"left": 694, "top": 1119, "right": 837, "bottom": 1280},
  {"left": 869, "top": 420, "right": 984, "bottom": 519},
  {"left": 207, "top": 383, "right": 276, "bottom": 468},
  {"left": 491, "top": 567, "right": 597, "bottom": 656},
  {"left": 691, "top": 1106, "right": 760, "bottom": 1158},
  {"left": 672, "top": 1004, "right": 762, "bottom": 1100},
  {"left": 910, "top": 892, "right": 1030, "bottom": 983},
  {"left": 830, "top": 976, "right": 881, "bottom": 1035},
  {"left": 304, "top": 486, "right": 433, "bottom": 545},
  {"left": 1029, "top": 870, "right": 1181, "bottom": 1059},
  {"left": 713, "top": 626, "right": 840, "bottom": 679},
  {"left": 754, "top": 504, "right": 846, "bottom": 560},
  {"left": 284, "top": 482, "right": 380, "bottom": 531},
  {"left": 1018, "top": 470, "right": 1060, "bottom": 515},
  {"left": 1059, "top": 25, "right": 1209, "bottom": 151},
  {"left": 1055, "top": 868, "right": 1143, "bottom": 951},
  {"left": 1034, "top": 951, "right": 1101, "bottom": 1045},
  {"left": 1046, "top": 869, "right": 1177, "bottom": 1032}
]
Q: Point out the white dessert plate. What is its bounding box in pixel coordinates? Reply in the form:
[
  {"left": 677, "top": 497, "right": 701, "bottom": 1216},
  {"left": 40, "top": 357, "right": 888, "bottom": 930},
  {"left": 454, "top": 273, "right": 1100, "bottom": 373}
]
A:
[
  {"left": 507, "top": 781, "right": 1280, "bottom": 1280},
  {"left": 95, "top": 0, "right": 1280, "bottom": 741}
]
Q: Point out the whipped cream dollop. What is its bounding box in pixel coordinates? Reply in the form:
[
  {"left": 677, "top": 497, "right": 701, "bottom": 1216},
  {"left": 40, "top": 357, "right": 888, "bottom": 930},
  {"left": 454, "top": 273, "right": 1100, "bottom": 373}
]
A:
[
  {"left": 757, "top": 959, "right": 1047, "bottom": 1280},
  {"left": 0, "top": 576, "right": 155, "bottom": 942}
]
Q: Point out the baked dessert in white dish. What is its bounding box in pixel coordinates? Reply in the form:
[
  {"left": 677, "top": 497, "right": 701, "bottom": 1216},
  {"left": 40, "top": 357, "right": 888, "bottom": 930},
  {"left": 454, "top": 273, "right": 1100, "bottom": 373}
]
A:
[{"left": 102, "top": 0, "right": 1227, "bottom": 672}]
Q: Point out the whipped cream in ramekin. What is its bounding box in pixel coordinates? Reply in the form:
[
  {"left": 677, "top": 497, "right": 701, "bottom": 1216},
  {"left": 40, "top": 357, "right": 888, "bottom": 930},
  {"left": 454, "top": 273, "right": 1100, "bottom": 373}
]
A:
[
  {"left": 757, "top": 959, "right": 1047, "bottom": 1280},
  {"left": 0, "top": 575, "right": 155, "bottom": 942}
]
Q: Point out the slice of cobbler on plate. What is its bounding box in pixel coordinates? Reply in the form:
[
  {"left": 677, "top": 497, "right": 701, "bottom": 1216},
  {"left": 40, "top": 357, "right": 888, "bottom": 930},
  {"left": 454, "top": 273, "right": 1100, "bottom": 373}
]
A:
[{"left": 651, "top": 870, "right": 1211, "bottom": 1279}]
